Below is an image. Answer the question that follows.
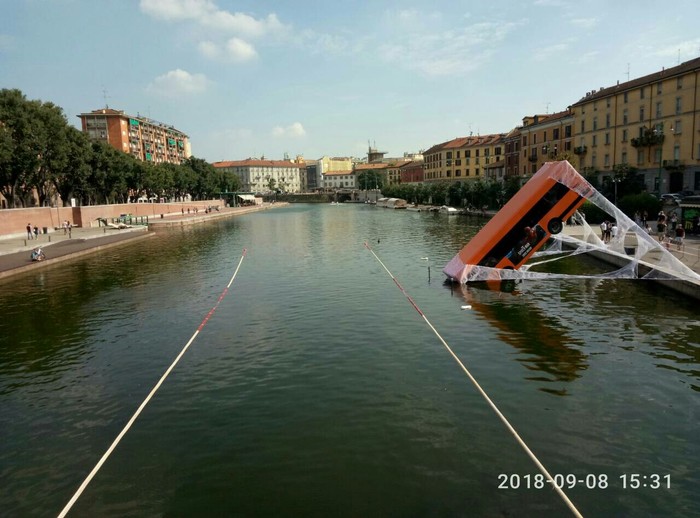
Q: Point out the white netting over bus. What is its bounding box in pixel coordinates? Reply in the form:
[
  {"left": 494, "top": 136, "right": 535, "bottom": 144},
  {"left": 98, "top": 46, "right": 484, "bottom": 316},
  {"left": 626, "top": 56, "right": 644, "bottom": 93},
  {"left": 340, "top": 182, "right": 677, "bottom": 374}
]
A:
[{"left": 443, "top": 161, "right": 700, "bottom": 284}]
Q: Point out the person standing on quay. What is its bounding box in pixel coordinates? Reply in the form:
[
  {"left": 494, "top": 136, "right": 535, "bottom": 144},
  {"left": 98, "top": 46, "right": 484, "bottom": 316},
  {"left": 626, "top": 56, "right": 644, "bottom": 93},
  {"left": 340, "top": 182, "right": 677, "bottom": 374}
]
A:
[{"left": 26, "top": 223, "right": 33, "bottom": 240}]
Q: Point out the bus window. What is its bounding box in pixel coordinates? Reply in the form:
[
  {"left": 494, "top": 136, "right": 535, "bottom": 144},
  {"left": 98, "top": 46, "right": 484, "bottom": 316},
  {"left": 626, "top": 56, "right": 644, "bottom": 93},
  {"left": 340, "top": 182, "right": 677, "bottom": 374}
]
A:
[{"left": 444, "top": 161, "right": 593, "bottom": 283}]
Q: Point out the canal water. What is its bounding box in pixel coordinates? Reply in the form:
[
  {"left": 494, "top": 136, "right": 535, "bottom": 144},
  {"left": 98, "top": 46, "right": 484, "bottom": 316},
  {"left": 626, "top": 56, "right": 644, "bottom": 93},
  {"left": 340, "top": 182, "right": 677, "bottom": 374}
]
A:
[{"left": 0, "top": 204, "right": 698, "bottom": 517}]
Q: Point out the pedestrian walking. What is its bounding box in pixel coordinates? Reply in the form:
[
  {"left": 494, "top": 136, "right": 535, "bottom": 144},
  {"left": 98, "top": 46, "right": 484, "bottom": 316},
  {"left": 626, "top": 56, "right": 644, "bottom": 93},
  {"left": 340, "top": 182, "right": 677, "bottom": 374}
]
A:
[
  {"left": 33, "top": 225, "right": 39, "bottom": 239},
  {"left": 26, "top": 223, "right": 33, "bottom": 240}
]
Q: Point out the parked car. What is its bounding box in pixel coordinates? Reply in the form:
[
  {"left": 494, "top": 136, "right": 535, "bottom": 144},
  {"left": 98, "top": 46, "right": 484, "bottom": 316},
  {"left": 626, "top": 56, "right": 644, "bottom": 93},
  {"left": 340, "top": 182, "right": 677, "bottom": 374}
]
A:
[{"left": 661, "top": 194, "right": 682, "bottom": 203}]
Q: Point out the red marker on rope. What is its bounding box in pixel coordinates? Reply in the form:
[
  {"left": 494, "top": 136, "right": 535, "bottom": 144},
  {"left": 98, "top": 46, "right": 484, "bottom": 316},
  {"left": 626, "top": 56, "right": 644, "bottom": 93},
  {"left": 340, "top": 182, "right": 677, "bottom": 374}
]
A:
[{"left": 58, "top": 248, "right": 248, "bottom": 518}]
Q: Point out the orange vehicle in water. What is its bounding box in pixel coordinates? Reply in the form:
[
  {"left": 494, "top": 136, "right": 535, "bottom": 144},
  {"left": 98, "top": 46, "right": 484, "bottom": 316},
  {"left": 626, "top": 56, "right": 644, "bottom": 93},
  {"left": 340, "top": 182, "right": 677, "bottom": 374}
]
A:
[{"left": 443, "top": 161, "right": 594, "bottom": 283}]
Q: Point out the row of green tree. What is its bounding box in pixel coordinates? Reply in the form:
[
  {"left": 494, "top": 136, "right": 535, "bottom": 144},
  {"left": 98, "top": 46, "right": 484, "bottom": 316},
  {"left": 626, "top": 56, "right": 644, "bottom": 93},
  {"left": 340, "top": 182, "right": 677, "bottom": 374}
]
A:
[
  {"left": 0, "top": 89, "right": 239, "bottom": 208},
  {"left": 378, "top": 159, "right": 662, "bottom": 222}
]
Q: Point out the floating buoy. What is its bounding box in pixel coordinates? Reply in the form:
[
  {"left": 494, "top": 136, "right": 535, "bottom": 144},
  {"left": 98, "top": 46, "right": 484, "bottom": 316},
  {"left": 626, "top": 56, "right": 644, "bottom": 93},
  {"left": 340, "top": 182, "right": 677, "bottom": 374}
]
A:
[{"left": 461, "top": 305, "right": 472, "bottom": 310}]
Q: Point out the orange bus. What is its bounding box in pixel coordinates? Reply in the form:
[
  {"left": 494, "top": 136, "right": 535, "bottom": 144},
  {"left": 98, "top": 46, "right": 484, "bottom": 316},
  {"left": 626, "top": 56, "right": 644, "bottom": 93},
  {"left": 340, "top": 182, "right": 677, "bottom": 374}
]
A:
[{"left": 443, "top": 161, "right": 594, "bottom": 283}]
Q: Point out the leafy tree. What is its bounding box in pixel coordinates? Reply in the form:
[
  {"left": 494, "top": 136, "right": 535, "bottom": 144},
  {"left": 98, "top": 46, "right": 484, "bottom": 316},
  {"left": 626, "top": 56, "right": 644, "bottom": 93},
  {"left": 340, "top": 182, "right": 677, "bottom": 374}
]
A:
[
  {"left": 0, "top": 89, "right": 42, "bottom": 207},
  {"left": 185, "top": 157, "right": 221, "bottom": 200},
  {"left": 358, "top": 170, "right": 383, "bottom": 190},
  {"left": 52, "top": 127, "right": 92, "bottom": 206},
  {"left": 30, "top": 100, "right": 71, "bottom": 206}
]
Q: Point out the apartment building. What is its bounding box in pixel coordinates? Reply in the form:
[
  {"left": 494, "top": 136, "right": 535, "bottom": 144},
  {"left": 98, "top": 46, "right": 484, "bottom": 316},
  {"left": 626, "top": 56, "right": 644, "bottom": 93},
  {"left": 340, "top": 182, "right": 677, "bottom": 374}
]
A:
[
  {"left": 77, "top": 108, "right": 191, "bottom": 165},
  {"left": 519, "top": 110, "right": 574, "bottom": 176},
  {"left": 323, "top": 170, "right": 357, "bottom": 189},
  {"left": 570, "top": 56, "right": 700, "bottom": 193},
  {"left": 423, "top": 134, "right": 505, "bottom": 183},
  {"left": 212, "top": 158, "right": 301, "bottom": 193}
]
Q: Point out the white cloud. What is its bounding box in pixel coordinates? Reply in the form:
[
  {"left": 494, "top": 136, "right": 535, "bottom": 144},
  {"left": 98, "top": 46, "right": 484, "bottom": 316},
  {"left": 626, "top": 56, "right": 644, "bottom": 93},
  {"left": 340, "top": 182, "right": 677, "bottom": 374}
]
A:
[
  {"left": 378, "top": 20, "right": 521, "bottom": 77},
  {"left": 271, "top": 123, "right": 306, "bottom": 138},
  {"left": 147, "top": 69, "right": 210, "bottom": 96},
  {"left": 140, "top": 0, "right": 286, "bottom": 38},
  {"left": 226, "top": 38, "right": 258, "bottom": 62},
  {"left": 198, "top": 40, "right": 221, "bottom": 59},
  {"left": 197, "top": 38, "right": 258, "bottom": 62},
  {"left": 139, "top": 0, "right": 215, "bottom": 22}
]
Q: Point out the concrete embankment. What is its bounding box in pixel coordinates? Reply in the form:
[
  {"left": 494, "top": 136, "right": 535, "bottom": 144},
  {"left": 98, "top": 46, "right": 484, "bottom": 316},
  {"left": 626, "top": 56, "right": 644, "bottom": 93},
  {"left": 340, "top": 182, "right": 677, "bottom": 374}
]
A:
[
  {"left": 561, "top": 225, "right": 700, "bottom": 300},
  {"left": 0, "top": 203, "right": 285, "bottom": 281}
]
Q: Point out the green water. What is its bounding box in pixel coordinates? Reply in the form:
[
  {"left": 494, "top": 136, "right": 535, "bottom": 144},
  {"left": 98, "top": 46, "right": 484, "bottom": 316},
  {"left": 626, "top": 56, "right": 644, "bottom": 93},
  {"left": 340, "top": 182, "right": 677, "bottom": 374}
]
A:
[{"left": 0, "top": 204, "right": 698, "bottom": 517}]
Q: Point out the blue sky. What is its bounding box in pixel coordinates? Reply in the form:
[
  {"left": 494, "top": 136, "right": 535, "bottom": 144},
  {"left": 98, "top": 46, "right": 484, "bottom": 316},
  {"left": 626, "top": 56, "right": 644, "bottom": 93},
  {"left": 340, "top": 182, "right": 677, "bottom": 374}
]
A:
[{"left": 2, "top": 0, "right": 700, "bottom": 163}]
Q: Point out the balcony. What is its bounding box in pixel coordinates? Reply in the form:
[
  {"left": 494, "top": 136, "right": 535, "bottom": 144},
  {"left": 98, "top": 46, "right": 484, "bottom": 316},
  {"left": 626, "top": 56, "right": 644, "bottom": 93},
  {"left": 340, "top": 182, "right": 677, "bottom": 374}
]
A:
[
  {"left": 573, "top": 146, "right": 587, "bottom": 155},
  {"left": 528, "top": 155, "right": 538, "bottom": 163},
  {"left": 630, "top": 129, "right": 665, "bottom": 148}
]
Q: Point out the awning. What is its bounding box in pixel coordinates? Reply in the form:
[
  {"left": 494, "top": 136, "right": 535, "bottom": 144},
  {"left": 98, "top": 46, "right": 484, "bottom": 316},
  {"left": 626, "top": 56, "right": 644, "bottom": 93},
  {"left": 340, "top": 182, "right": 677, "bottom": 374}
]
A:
[{"left": 236, "top": 194, "right": 256, "bottom": 201}]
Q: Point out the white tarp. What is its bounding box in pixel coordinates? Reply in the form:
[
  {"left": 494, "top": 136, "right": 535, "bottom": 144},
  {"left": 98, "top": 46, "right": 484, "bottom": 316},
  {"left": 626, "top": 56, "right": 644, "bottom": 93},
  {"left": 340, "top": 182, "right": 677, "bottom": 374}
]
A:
[{"left": 237, "top": 194, "right": 256, "bottom": 201}]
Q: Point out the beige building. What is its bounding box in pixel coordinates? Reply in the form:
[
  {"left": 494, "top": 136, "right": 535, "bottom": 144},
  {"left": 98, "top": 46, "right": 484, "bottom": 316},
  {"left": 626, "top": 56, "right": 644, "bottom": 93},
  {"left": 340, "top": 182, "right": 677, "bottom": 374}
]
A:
[
  {"left": 519, "top": 110, "right": 574, "bottom": 176},
  {"left": 569, "top": 56, "right": 700, "bottom": 194},
  {"left": 78, "top": 108, "right": 191, "bottom": 165},
  {"left": 212, "top": 159, "right": 301, "bottom": 193},
  {"left": 423, "top": 134, "right": 505, "bottom": 183}
]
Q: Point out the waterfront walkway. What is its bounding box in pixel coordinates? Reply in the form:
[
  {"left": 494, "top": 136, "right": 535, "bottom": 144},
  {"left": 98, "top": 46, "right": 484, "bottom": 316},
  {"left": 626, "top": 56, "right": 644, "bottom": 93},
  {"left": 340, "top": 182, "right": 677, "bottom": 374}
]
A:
[
  {"left": 561, "top": 223, "right": 700, "bottom": 277},
  {"left": 0, "top": 204, "right": 281, "bottom": 280}
]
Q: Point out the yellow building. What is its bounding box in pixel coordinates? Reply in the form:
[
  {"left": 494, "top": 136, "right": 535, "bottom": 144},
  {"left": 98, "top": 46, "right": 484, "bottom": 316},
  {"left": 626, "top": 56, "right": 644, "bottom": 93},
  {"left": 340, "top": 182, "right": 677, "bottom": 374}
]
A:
[
  {"left": 569, "top": 56, "right": 700, "bottom": 194},
  {"left": 423, "top": 134, "right": 504, "bottom": 183}
]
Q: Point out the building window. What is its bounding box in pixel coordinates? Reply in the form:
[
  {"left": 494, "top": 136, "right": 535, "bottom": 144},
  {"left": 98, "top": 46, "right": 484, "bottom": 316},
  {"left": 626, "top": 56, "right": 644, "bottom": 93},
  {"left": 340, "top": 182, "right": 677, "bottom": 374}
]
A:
[
  {"left": 623, "top": 109, "right": 628, "bottom": 125},
  {"left": 674, "top": 145, "right": 680, "bottom": 161},
  {"left": 637, "top": 149, "right": 644, "bottom": 165},
  {"left": 553, "top": 128, "right": 560, "bottom": 140},
  {"left": 640, "top": 86, "right": 645, "bottom": 99},
  {"left": 622, "top": 151, "right": 627, "bottom": 164},
  {"left": 624, "top": 92, "right": 628, "bottom": 103},
  {"left": 640, "top": 106, "right": 645, "bottom": 121},
  {"left": 565, "top": 125, "right": 571, "bottom": 138},
  {"left": 592, "top": 135, "right": 598, "bottom": 147},
  {"left": 605, "top": 132, "right": 610, "bottom": 145},
  {"left": 581, "top": 120, "right": 585, "bottom": 132},
  {"left": 593, "top": 117, "right": 598, "bottom": 130},
  {"left": 673, "top": 120, "right": 682, "bottom": 134},
  {"left": 604, "top": 154, "right": 610, "bottom": 167},
  {"left": 656, "top": 101, "right": 663, "bottom": 118},
  {"left": 677, "top": 77, "right": 683, "bottom": 89},
  {"left": 657, "top": 82, "right": 662, "bottom": 94},
  {"left": 622, "top": 129, "right": 628, "bottom": 142},
  {"left": 606, "top": 98, "right": 611, "bottom": 108},
  {"left": 675, "top": 97, "right": 682, "bottom": 115},
  {"left": 654, "top": 148, "right": 662, "bottom": 164}
]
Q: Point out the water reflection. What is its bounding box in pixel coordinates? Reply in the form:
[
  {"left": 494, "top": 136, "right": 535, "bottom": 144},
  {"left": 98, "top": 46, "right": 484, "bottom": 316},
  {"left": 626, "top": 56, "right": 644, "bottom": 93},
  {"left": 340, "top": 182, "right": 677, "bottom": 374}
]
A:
[{"left": 451, "top": 281, "right": 588, "bottom": 394}]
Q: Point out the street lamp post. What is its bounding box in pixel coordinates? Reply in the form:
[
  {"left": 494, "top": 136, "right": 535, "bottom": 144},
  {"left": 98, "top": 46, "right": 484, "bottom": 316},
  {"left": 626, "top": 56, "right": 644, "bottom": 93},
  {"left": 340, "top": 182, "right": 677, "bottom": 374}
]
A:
[
  {"left": 654, "top": 123, "right": 664, "bottom": 195},
  {"left": 612, "top": 177, "right": 621, "bottom": 206}
]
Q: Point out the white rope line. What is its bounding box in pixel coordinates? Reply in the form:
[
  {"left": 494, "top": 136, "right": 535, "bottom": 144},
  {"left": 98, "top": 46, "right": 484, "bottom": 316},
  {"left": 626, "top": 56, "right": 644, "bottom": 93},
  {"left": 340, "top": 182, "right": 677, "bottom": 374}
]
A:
[
  {"left": 364, "top": 242, "right": 584, "bottom": 518},
  {"left": 57, "top": 249, "right": 248, "bottom": 518}
]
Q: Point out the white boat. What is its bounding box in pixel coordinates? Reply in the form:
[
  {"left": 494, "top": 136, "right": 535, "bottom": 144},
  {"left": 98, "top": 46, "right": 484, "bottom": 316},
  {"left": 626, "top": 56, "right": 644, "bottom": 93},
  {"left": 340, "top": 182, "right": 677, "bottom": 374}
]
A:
[
  {"left": 377, "top": 197, "right": 408, "bottom": 209},
  {"left": 439, "top": 205, "right": 461, "bottom": 215}
]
